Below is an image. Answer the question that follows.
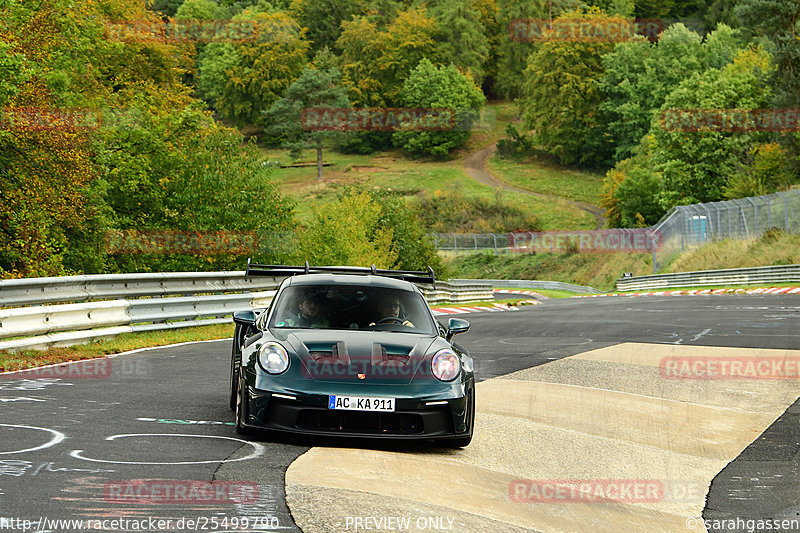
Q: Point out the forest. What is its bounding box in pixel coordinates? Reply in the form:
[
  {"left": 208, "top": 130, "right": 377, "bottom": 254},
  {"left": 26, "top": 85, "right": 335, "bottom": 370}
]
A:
[{"left": 1, "top": 0, "right": 798, "bottom": 277}]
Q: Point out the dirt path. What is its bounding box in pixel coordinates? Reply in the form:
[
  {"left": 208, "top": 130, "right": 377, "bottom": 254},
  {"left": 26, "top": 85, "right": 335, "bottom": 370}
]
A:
[{"left": 463, "top": 143, "right": 607, "bottom": 229}]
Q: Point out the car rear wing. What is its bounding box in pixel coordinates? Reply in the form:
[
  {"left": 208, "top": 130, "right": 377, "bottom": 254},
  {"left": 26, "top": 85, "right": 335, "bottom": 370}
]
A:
[{"left": 245, "top": 259, "right": 435, "bottom": 286}]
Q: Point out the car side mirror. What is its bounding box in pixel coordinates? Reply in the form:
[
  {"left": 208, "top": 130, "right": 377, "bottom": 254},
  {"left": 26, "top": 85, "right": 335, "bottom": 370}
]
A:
[
  {"left": 233, "top": 309, "right": 257, "bottom": 327},
  {"left": 446, "top": 318, "right": 470, "bottom": 341}
]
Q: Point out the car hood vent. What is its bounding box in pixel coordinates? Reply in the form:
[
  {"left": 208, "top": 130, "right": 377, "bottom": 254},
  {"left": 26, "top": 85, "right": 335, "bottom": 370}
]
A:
[
  {"left": 284, "top": 330, "right": 436, "bottom": 384},
  {"left": 307, "top": 342, "right": 350, "bottom": 364}
]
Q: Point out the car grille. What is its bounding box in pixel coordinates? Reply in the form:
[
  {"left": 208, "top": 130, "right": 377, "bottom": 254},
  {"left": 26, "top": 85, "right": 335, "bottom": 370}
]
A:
[{"left": 296, "top": 409, "right": 424, "bottom": 435}]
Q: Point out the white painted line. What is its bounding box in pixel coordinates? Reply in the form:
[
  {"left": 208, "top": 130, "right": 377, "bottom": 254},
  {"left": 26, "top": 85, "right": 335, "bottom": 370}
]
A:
[
  {"left": 70, "top": 434, "right": 265, "bottom": 465},
  {"left": 0, "top": 356, "right": 107, "bottom": 376},
  {"left": 107, "top": 338, "right": 232, "bottom": 358},
  {"left": 0, "top": 424, "right": 66, "bottom": 455}
]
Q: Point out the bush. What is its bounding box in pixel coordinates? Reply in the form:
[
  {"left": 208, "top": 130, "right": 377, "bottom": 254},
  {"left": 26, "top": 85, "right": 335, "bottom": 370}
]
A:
[
  {"left": 496, "top": 124, "right": 537, "bottom": 158},
  {"left": 294, "top": 187, "right": 445, "bottom": 276},
  {"left": 413, "top": 187, "right": 539, "bottom": 233}
]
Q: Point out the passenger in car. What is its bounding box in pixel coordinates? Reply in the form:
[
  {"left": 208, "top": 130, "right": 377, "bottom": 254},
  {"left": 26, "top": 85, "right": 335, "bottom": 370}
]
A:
[{"left": 285, "top": 289, "right": 330, "bottom": 328}]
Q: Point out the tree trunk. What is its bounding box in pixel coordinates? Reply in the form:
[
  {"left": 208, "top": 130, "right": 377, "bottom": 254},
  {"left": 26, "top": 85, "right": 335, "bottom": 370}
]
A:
[{"left": 316, "top": 138, "right": 323, "bottom": 181}]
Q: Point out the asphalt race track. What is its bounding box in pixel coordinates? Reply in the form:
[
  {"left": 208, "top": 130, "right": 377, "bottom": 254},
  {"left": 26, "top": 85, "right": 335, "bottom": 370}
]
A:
[{"left": 0, "top": 294, "right": 798, "bottom": 533}]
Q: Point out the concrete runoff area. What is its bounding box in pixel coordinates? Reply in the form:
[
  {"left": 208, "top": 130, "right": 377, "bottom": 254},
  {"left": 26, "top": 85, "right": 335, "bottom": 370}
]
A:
[{"left": 285, "top": 343, "right": 800, "bottom": 532}]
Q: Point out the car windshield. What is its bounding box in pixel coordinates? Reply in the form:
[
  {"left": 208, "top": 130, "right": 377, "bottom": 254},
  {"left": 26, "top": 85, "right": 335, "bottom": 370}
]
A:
[{"left": 269, "top": 284, "right": 435, "bottom": 335}]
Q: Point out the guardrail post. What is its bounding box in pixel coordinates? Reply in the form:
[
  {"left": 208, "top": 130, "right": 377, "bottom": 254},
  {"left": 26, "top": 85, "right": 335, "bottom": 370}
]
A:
[
  {"left": 767, "top": 197, "right": 772, "bottom": 228},
  {"left": 746, "top": 197, "right": 758, "bottom": 236},
  {"left": 777, "top": 191, "right": 789, "bottom": 231},
  {"left": 473, "top": 233, "right": 478, "bottom": 252},
  {"left": 727, "top": 205, "right": 732, "bottom": 237},
  {"left": 492, "top": 234, "right": 498, "bottom": 255},
  {"left": 680, "top": 210, "right": 685, "bottom": 251}
]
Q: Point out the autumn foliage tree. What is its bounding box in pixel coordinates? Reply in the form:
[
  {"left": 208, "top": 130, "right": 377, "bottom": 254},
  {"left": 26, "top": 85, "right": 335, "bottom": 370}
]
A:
[
  {"left": 197, "top": 9, "right": 310, "bottom": 127},
  {"left": 521, "top": 9, "right": 621, "bottom": 167},
  {"left": 0, "top": 0, "right": 295, "bottom": 277}
]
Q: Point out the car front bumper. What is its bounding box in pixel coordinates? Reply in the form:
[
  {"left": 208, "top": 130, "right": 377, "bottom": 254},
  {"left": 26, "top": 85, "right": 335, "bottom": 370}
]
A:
[{"left": 238, "top": 381, "right": 473, "bottom": 440}]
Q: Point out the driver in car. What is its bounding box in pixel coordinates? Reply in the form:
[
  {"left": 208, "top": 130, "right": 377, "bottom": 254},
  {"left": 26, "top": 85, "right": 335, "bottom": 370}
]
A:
[{"left": 369, "top": 295, "right": 414, "bottom": 328}]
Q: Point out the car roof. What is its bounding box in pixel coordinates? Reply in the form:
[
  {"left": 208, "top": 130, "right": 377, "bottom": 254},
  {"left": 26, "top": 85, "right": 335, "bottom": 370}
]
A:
[{"left": 284, "top": 273, "right": 420, "bottom": 291}]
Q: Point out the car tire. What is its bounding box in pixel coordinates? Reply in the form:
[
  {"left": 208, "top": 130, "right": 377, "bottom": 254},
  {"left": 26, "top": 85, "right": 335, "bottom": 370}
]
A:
[
  {"left": 234, "top": 373, "right": 254, "bottom": 436},
  {"left": 229, "top": 325, "right": 241, "bottom": 411},
  {"left": 442, "top": 387, "right": 475, "bottom": 448}
]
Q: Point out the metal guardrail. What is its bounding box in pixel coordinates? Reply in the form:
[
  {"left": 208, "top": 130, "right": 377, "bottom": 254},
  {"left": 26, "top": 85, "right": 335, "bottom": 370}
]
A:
[
  {"left": 0, "top": 272, "right": 493, "bottom": 352},
  {"left": 450, "top": 279, "right": 603, "bottom": 294},
  {"left": 615, "top": 264, "right": 800, "bottom": 292},
  {"left": 419, "top": 281, "right": 495, "bottom": 304},
  {"left": 0, "top": 271, "right": 280, "bottom": 308}
]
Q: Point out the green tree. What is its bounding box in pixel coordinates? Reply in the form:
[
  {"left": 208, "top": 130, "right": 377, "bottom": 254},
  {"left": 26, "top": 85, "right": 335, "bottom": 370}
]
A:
[
  {"left": 653, "top": 47, "right": 774, "bottom": 207},
  {"left": 336, "top": 7, "right": 440, "bottom": 107},
  {"left": 334, "top": 7, "right": 441, "bottom": 153},
  {"left": 288, "top": 0, "right": 364, "bottom": 51},
  {"left": 369, "top": 190, "right": 445, "bottom": 275},
  {"left": 392, "top": 59, "right": 485, "bottom": 157},
  {"left": 736, "top": 0, "right": 800, "bottom": 173},
  {"left": 196, "top": 9, "right": 310, "bottom": 127},
  {"left": 99, "top": 98, "right": 296, "bottom": 274},
  {"left": 0, "top": 0, "right": 297, "bottom": 276},
  {"left": 613, "top": 165, "right": 664, "bottom": 227},
  {"left": 427, "top": 0, "right": 491, "bottom": 85},
  {"left": 736, "top": 0, "right": 800, "bottom": 106},
  {"left": 496, "top": 0, "right": 547, "bottom": 99},
  {"left": 296, "top": 190, "right": 398, "bottom": 268},
  {"left": 375, "top": 7, "right": 441, "bottom": 104},
  {"left": 336, "top": 15, "right": 386, "bottom": 107},
  {"left": 521, "top": 9, "right": 619, "bottom": 167},
  {"left": 600, "top": 24, "right": 740, "bottom": 163},
  {"left": 724, "top": 143, "right": 797, "bottom": 199},
  {"left": 262, "top": 65, "right": 351, "bottom": 180},
  {"left": 175, "top": 0, "right": 226, "bottom": 19},
  {"left": 150, "top": 0, "right": 186, "bottom": 16}
]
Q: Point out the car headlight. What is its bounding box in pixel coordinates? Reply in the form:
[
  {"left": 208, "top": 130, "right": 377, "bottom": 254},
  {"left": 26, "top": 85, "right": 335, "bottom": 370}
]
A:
[
  {"left": 258, "top": 342, "right": 290, "bottom": 375},
  {"left": 431, "top": 349, "right": 460, "bottom": 381}
]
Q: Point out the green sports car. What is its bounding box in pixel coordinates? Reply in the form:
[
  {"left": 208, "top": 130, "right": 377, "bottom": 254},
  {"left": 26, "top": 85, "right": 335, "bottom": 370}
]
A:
[{"left": 229, "top": 263, "right": 475, "bottom": 447}]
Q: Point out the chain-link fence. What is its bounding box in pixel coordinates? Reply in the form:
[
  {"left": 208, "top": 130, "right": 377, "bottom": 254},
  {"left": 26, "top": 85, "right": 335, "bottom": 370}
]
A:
[
  {"left": 432, "top": 189, "right": 800, "bottom": 273},
  {"left": 650, "top": 189, "right": 800, "bottom": 272}
]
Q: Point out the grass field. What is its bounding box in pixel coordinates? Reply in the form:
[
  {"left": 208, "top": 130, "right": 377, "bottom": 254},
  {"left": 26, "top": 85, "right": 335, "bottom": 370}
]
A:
[
  {"left": 488, "top": 154, "right": 605, "bottom": 205},
  {"left": 264, "top": 102, "right": 598, "bottom": 231},
  {"left": 0, "top": 323, "right": 234, "bottom": 373}
]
